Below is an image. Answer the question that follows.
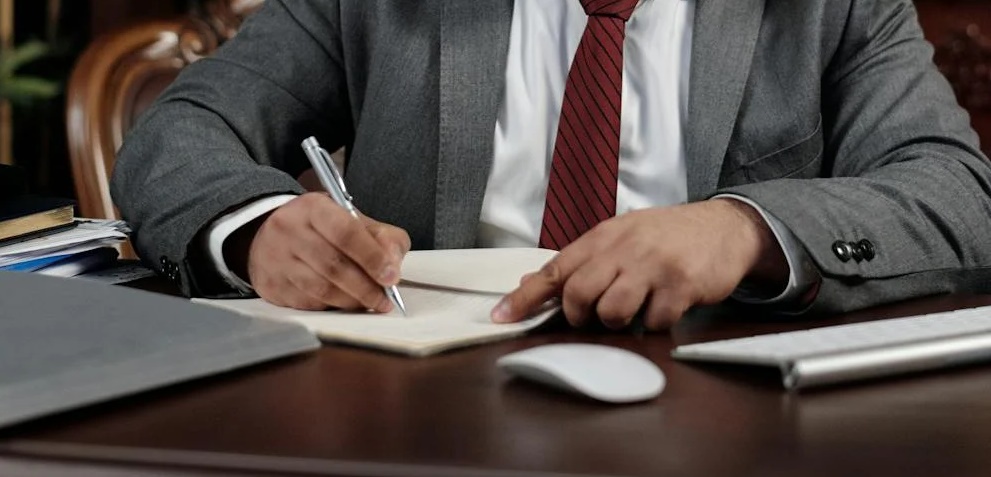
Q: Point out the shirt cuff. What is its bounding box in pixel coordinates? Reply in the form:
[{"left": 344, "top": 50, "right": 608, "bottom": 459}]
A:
[
  {"left": 203, "top": 194, "right": 297, "bottom": 295},
  {"left": 712, "top": 194, "right": 820, "bottom": 306}
]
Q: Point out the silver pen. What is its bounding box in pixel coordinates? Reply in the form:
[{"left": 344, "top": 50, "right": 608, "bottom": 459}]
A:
[{"left": 301, "top": 136, "right": 408, "bottom": 316}]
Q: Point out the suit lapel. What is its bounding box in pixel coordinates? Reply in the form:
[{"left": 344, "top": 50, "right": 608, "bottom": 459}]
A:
[
  {"left": 684, "top": 0, "right": 765, "bottom": 201},
  {"left": 436, "top": 0, "right": 514, "bottom": 249}
]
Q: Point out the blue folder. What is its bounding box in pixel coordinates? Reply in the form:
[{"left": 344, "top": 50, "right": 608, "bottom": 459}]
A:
[{"left": 0, "top": 253, "right": 74, "bottom": 272}]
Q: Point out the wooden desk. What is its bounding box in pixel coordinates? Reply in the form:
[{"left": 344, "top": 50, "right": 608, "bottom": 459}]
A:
[{"left": 2, "top": 280, "right": 991, "bottom": 477}]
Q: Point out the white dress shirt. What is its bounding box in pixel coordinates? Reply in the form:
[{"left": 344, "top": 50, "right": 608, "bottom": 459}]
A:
[
  {"left": 478, "top": 0, "right": 692, "bottom": 247},
  {"left": 205, "top": 0, "right": 816, "bottom": 303}
]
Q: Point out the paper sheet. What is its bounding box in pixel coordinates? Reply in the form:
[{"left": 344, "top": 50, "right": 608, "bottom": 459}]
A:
[
  {"left": 79, "top": 262, "right": 157, "bottom": 285},
  {"left": 400, "top": 248, "right": 556, "bottom": 294}
]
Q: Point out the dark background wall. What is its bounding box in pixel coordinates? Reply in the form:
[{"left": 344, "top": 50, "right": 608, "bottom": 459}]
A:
[{"left": 5, "top": 0, "right": 190, "bottom": 198}]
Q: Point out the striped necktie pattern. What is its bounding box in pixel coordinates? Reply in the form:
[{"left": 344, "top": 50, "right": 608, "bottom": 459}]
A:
[{"left": 538, "top": 0, "right": 641, "bottom": 250}]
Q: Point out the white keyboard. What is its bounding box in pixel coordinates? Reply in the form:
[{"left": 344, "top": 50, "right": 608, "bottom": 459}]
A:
[{"left": 672, "top": 305, "right": 991, "bottom": 390}]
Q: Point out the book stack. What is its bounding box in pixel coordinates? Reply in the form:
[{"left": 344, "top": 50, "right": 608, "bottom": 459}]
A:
[
  {"left": 0, "top": 196, "right": 75, "bottom": 244},
  {"left": 0, "top": 196, "right": 128, "bottom": 277}
]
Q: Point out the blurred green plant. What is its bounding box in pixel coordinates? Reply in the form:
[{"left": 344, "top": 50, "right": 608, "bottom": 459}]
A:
[{"left": 0, "top": 40, "right": 60, "bottom": 107}]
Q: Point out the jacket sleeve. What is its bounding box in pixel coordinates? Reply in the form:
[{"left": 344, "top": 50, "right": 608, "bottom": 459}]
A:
[
  {"left": 718, "top": 0, "right": 991, "bottom": 314},
  {"left": 110, "top": 0, "right": 351, "bottom": 297}
]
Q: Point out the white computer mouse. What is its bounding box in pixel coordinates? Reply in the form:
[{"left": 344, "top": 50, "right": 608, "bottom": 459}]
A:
[{"left": 497, "top": 343, "right": 665, "bottom": 404}]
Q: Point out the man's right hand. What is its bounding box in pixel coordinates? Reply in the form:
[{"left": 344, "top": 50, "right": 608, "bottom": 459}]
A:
[{"left": 244, "top": 193, "right": 411, "bottom": 311}]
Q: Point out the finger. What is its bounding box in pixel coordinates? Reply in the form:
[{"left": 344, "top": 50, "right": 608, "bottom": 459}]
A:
[
  {"left": 294, "top": 226, "right": 390, "bottom": 311},
  {"left": 492, "top": 239, "right": 597, "bottom": 323},
  {"left": 262, "top": 274, "right": 331, "bottom": 311},
  {"left": 519, "top": 272, "right": 536, "bottom": 286},
  {"left": 364, "top": 218, "right": 412, "bottom": 261},
  {"left": 285, "top": 258, "right": 366, "bottom": 311},
  {"left": 595, "top": 272, "right": 650, "bottom": 330},
  {"left": 561, "top": 260, "right": 619, "bottom": 328},
  {"left": 643, "top": 291, "right": 689, "bottom": 331},
  {"left": 272, "top": 290, "right": 327, "bottom": 311},
  {"left": 305, "top": 194, "right": 399, "bottom": 287}
]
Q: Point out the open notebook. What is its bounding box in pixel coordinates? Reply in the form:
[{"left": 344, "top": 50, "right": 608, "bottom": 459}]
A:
[{"left": 195, "top": 248, "right": 560, "bottom": 357}]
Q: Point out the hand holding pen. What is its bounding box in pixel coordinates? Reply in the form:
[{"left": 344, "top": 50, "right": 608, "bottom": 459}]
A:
[
  {"left": 302, "top": 137, "right": 408, "bottom": 315},
  {"left": 238, "top": 141, "right": 411, "bottom": 313}
]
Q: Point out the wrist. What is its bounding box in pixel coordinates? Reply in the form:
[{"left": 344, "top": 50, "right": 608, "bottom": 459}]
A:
[
  {"left": 225, "top": 212, "right": 272, "bottom": 284},
  {"left": 711, "top": 198, "right": 789, "bottom": 287}
]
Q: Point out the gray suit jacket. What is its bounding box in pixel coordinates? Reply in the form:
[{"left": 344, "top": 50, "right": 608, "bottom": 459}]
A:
[{"left": 111, "top": 0, "right": 991, "bottom": 314}]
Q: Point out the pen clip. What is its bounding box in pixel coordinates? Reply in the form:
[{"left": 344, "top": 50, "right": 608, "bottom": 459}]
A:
[{"left": 315, "top": 146, "right": 353, "bottom": 203}]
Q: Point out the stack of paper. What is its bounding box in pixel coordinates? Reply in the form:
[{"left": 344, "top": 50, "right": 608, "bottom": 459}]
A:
[{"left": 0, "top": 219, "right": 128, "bottom": 277}]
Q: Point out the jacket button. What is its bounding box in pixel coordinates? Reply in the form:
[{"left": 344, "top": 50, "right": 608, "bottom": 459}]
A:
[
  {"left": 832, "top": 240, "right": 853, "bottom": 262},
  {"left": 857, "top": 239, "right": 876, "bottom": 261},
  {"left": 849, "top": 242, "right": 864, "bottom": 262}
]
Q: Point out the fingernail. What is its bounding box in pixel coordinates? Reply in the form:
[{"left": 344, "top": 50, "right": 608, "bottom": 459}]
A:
[
  {"left": 380, "top": 266, "right": 398, "bottom": 285},
  {"left": 491, "top": 298, "right": 512, "bottom": 323}
]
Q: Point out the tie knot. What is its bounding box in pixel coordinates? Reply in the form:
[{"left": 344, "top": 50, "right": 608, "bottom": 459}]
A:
[{"left": 580, "top": 0, "right": 640, "bottom": 21}]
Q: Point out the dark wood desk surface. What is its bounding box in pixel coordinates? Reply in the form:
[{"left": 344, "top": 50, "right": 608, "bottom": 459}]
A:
[{"left": 2, "top": 278, "right": 991, "bottom": 477}]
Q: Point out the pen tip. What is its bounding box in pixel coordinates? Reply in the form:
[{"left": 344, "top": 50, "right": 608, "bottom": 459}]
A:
[{"left": 392, "top": 290, "right": 408, "bottom": 317}]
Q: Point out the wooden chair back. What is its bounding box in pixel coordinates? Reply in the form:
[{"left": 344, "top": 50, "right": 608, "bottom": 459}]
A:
[{"left": 66, "top": 0, "right": 265, "bottom": 221}]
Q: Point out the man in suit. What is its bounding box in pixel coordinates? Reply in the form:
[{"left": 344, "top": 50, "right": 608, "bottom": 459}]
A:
[{"left": 112, "top": 0, "right": 991, "bottom": 331}]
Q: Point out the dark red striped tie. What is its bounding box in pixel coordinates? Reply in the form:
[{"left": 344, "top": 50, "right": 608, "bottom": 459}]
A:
[{"left": 539, "top": 0, "right": 639, "bottom": 251}]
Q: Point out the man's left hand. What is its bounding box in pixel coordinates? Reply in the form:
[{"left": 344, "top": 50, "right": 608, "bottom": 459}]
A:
[{"left": 491, "top": 199, "right": 789, "bottom": 331}]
